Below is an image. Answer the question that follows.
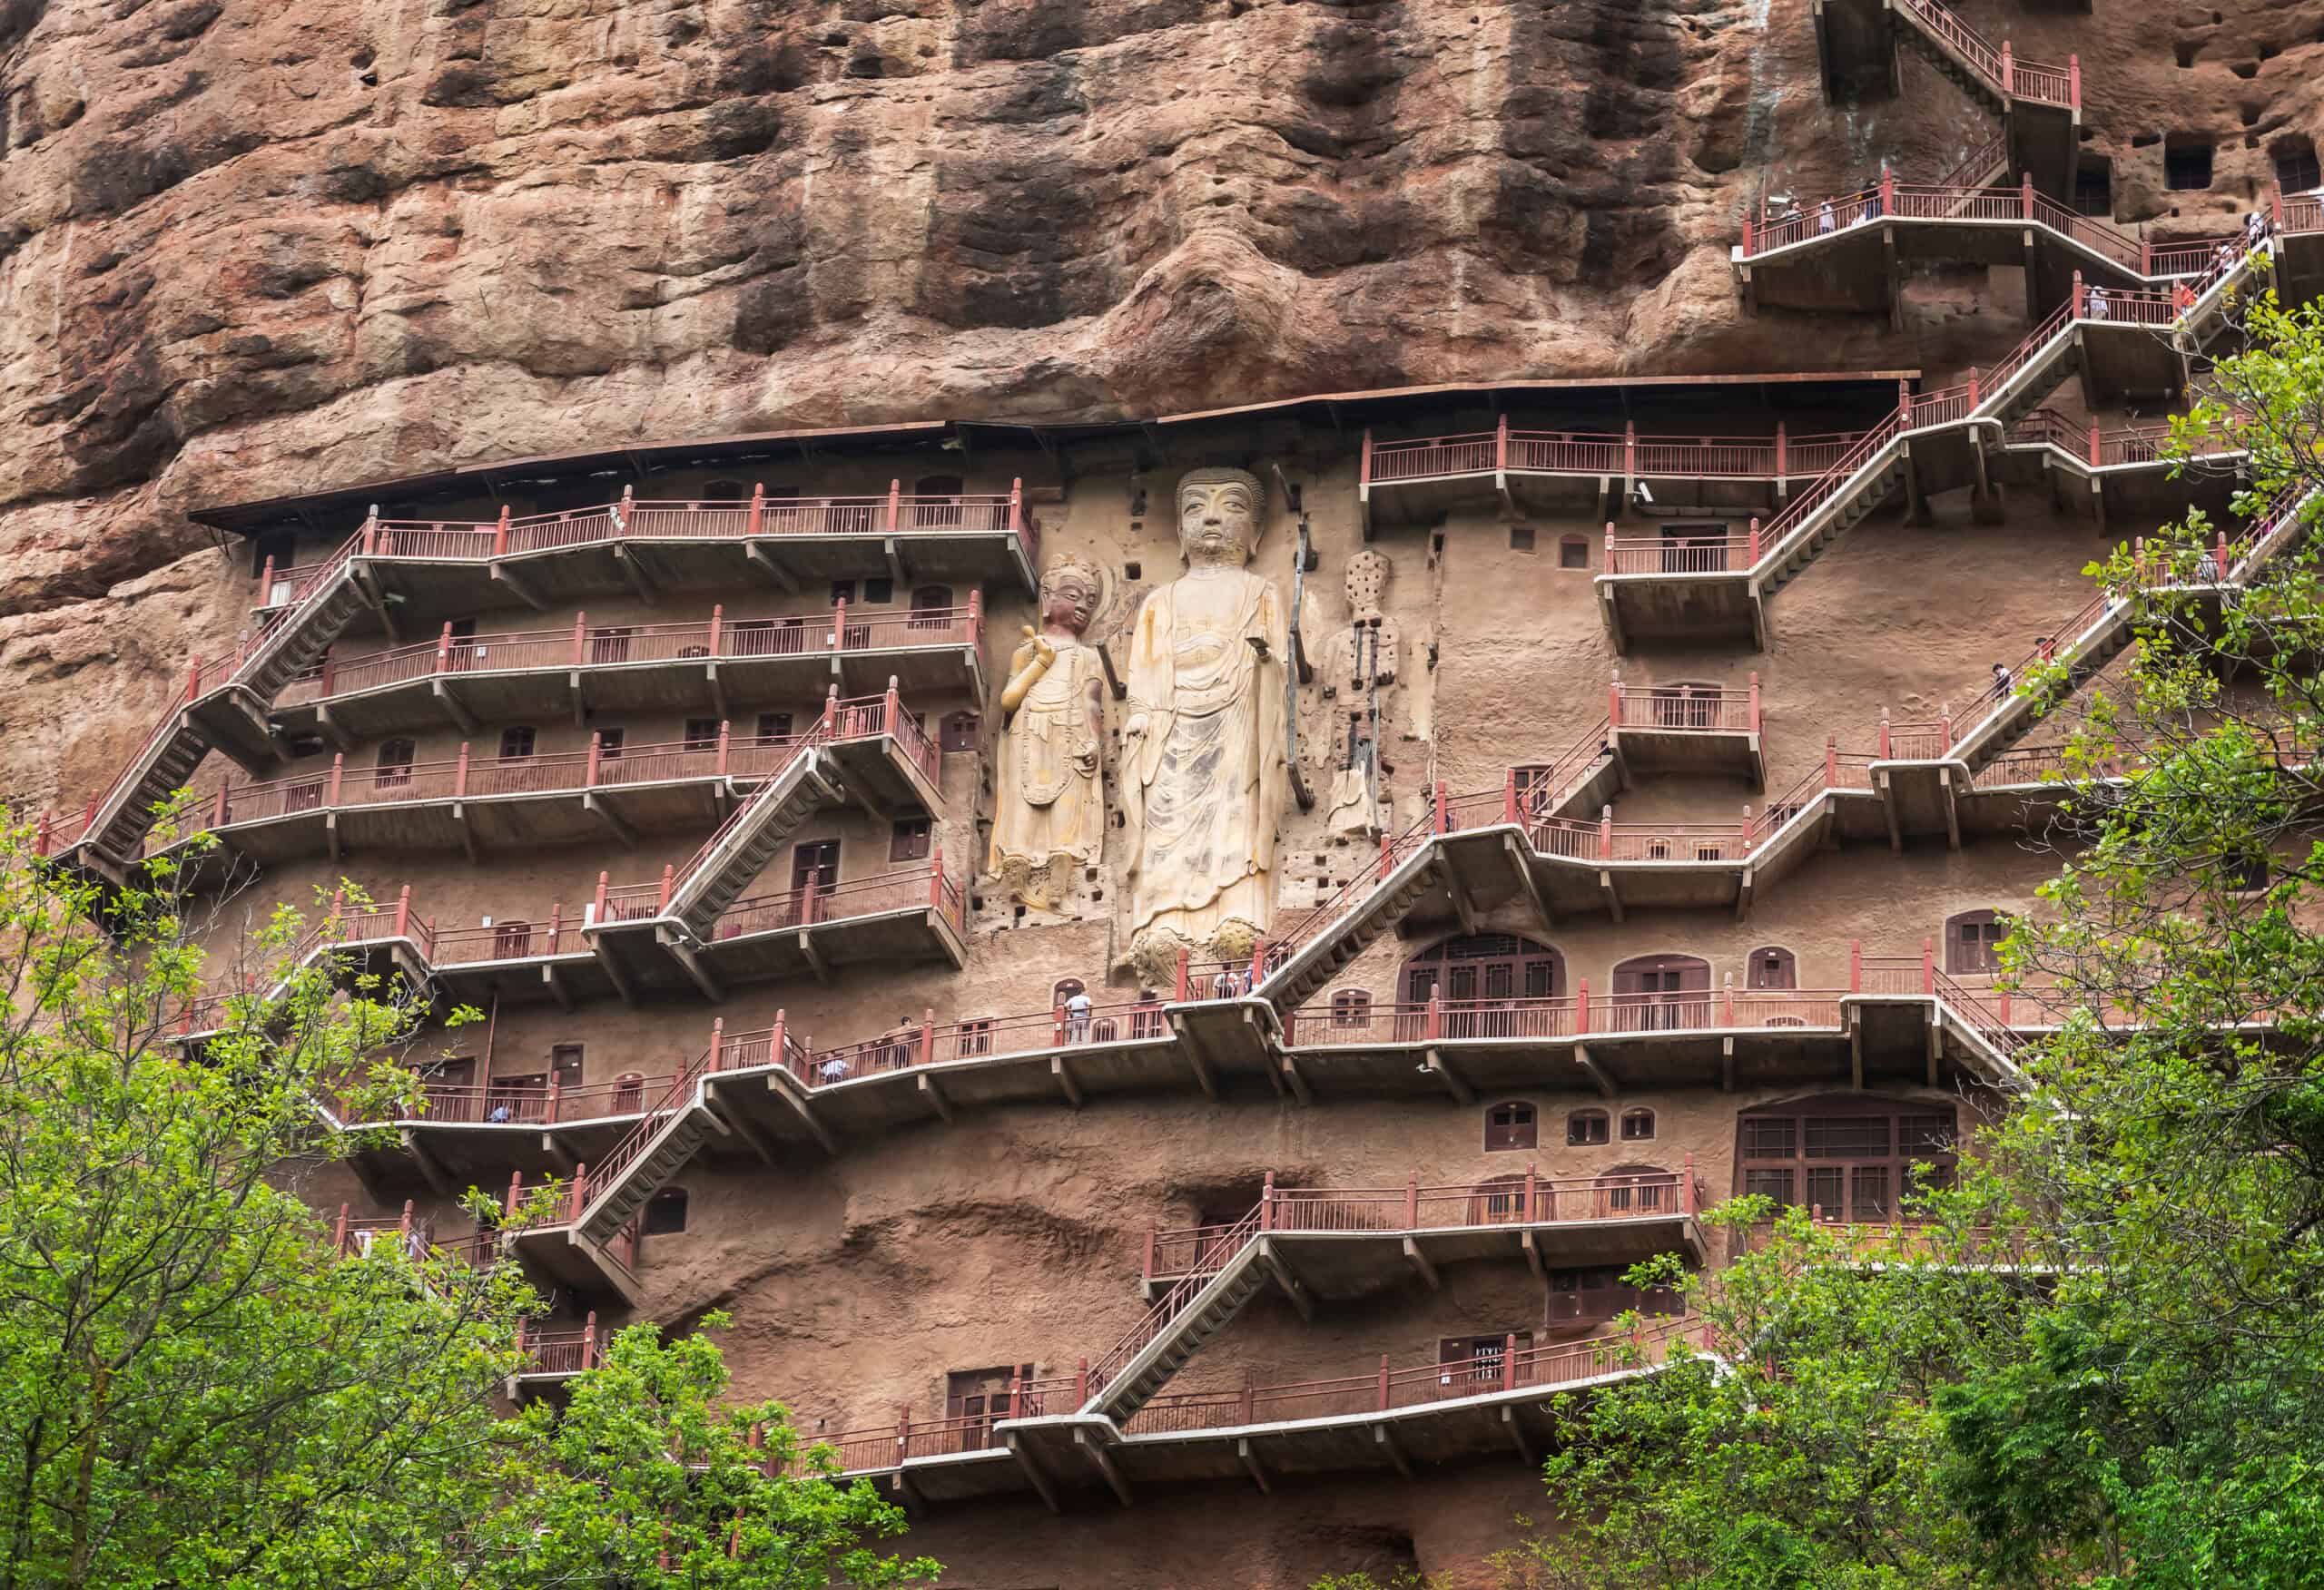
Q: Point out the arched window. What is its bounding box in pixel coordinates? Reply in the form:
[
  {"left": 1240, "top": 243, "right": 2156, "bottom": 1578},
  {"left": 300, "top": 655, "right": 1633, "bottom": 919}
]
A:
[
  {"left": 1467, "top": 1173, "right": 1530, "bottom": 1224},
  {"left": 1568, "top": 1108, "right": 1610, "bottom": 1146},
  {"left": 1484, "top": 1101, "right": 1537, "bottom": 1152},
  {"left": 1597, "top": 1161, "right": 1671, "bottom": 1215},
  {"left": 1735, "top": 1094, "right": 1959, "bottom": 1222},
  {"left": 375, "top": 738, "right": 416, "bottom": 787},
  {"left": 1620, "top": 1107, "right": 1656, "bottom": 1142},
  {"left": 911, "top": 475, "right": 965, "bottom": 529},
  {"left": 1329, "top": 988, "right": 1372, "bottom": 1027},
  {"left": 1945, "top": 909, "right": 2004, "bottom": 973},
  {"left": 1612, "top": 954, "right": 1711, "bottom": 1031},
  {"left": 1402, "top": 934, "right": 1563, "bottom": 1009},
  {"left": 910, "top": 584, "right": 956, "bottom": 629},
  {"left": 644, "top": 1188, "right": 689, "bottom": 1235},
  {"left": 1747, "top": 946, "right": 1797, "bottom": 990},
  {"left": 1052, "top": 977, "right": 1086, "bottom": 1007}
]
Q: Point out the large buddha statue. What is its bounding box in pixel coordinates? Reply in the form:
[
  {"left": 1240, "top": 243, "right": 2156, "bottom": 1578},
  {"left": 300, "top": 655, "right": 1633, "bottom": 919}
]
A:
[{"left": 1120, "top": 467, "right": 1290, "bottom": 988}]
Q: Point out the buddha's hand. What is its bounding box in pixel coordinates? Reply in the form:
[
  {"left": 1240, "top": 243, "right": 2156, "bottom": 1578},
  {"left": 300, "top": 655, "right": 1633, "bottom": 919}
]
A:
[
  {"left": 1123, "top": 713, "right": 1148, "bottom": 739},
  {"left": 1019, "top": 624, "right": 1057, "bottom": 668}
]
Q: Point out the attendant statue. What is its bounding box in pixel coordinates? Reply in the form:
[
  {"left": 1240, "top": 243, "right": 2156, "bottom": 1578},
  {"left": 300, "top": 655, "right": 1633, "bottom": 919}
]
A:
[
  {"left": 989, "top": 556, "right": 1108, "bottom": 909},
  {"left": 1120, "top": 467, "right": 1290, "bottom": 988}
]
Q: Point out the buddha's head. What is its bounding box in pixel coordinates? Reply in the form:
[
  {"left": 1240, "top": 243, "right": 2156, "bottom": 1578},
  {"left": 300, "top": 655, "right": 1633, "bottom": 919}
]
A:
[
  {"left": 1038, "top": 556, "right": 1104, "bottom": 635},
  {"left": 1176, "top": 467, "right": 1265, "bottom": 568}
]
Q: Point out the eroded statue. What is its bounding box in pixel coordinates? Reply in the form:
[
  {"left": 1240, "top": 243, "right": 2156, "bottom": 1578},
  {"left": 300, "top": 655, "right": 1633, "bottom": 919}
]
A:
[
  {"left": 1121, "top": 467, "right": 1290, "bottom": 988},
  {"left": 990, "top": 556, "right": 1108, "bottom": 909},
  {"left": 1307, "top": 546, "right": 1400, "bottom": 838}
]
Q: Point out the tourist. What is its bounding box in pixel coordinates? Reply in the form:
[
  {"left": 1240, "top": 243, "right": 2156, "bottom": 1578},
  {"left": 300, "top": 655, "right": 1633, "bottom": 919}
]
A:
[
  {"left": 1989, "top": 662, "right": 2013, "bottom": 702},
  {"left": 2197, "top": 546, "right": 2221, "bottom": 584},
  {"left": 1817, "top": 199, "right": 1836, "bottom": 236},
  {"left": 819, "top": 1053, "right": 852, "bottom": 1083},
  {"left": 2085, "top": 284, "right": 2110, "bottom": 321},
  {"left": 2247, "top": 210, "right": 2269, "bottom": 250},
  {"left": 1064, "top": 986, "right": 1093, "bottom": 1044}
]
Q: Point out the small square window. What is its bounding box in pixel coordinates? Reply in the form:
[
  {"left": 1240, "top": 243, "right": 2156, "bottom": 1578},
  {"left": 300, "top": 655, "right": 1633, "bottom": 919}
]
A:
[
  {"left": 1509, "top": 525, "right": 1536, "bottom": 554},
  {"left": 756, "top": 712, "right": 793, "bottom": 746},
  {"left": 864, "top": 576, "right": 895, "bottom": 604},
  {"left": 1620, "top": 1108, "right": 1655, "bottom": 1142},
  {"left": 1559, "top": 535, "right": 1590, "bottom": 570},
  {"left": 940, "top": 712, "right": 980, "bottom": 753},
  {"left": 500, "top": 726, "right": 537, "bottom": 760},
  {"left": 596, "top": 728, "right": 625, "bottom": 759},
  {"left": 891, "top": 817, "right": 932, "bottom": 861},
  {"left": 1485, "top": 1102, "right": 1538, "bottom": 1152},
  {"left": 831, "top": 579, "right": 857, "bottom": 604},
  {"left": 1568, "top": 1110, "right": 1610, "bottom": 1146},
  {"left": 684, "top": 718, "right": 720, "bottom": 751},
  {"left": 2164, "top": 138, "right": 2213, "bottom": 191}
]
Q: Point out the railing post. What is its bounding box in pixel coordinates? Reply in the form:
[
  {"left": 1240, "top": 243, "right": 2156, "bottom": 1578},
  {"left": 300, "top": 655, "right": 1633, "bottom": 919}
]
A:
[
  {"left": 1599, "top": 804, "right": 1613, "bottom": 860},
  {"left": 968, "top": 588, "right": 983, "bottom": 646},
  {"left": 1378, "top": 1355, "right": 1392, "bottom": 1411},
  {"left": 921, "top": 1007, "right": 937, "bottom": 1067},
  {"left": 1742, "top": 211, "right": 1754, "bottom": 256},
  {"left": 2215, "top": 530, "right": 2230, "bottom": 580},
  {"left": 748, "top": 482, "right": 765, "bottom": 537},
  {"left": 1495, "top": 413, "right": 1509, "bottom": 474},
  {"left": 1358, "top": 427, "right": 1376, "bottom": 490},
  {"left": 569, "top": 1166, "right": 587, "bottom": 1220},
  {"left": 1433, "top": 779, "right": 1449, "bottom": 835},
  {"left": 1723, "top": 973, "right": 1735, "bottom": 1027},
  {"left": 2068, "top": 52, "right": 2080, "bottom": 109},
  {"left": 1502, "top": 1332, "right": 1517, "bottom": 1393},
  {"left": 2073, "top": 270, "right": 2085, "bottom": 318},
  {"left": 884, "top": 677, "right": 902, "bottom": 736},
  {"left": 1682, "top": 1153, "right": 1698, "bottom": 1215},
  {"left": 1249, "top": 937, "right": 1266, "bottom": 988},
  {"left": 1940, "top": 702, "right": 1954, "bottom": 748},
  {"left": 885, "top": 479, "right": 902, "bottom": 535},
  {"left": 1076, "top": 1357, "right": 1089, "bottom": 1404},
  {"left": 362, "top": 504, "right": 379, "bottom": 556},
  {"left": 2089, "top": 420, "right": 2102, "bottom": 467},
  {"left": 831, "top": 596, "right": 847, "bottom": 653},
  {"left": 334, "top": 1203, "right": 350, "bottom": 1251},
  {"left": 257, "top": 554, "right": 275, "bottom": 604},
  {"left": 582, "top": 1310, "right": 598, "bottom": 1369},
  {"left": 586, "top": 731, "right": 602, "bottom": 788},
  {"left": 715, "top": 718, "right": 733, "bottom": 776},
  {"left": 615, "top": 485, "right": 633, "bottom": 533},
  {"left": 1406, "top": 1173, "right": 1420, "bottom": 1228},
  {"left": 1524, "top": 1163, "right": 1537, "bottom": 1222},
  {"left": 494, "top": 505, "right": 511, "bottom": 557},
  {"left": 1241, "top": 1371, "right": 1256, "bottom": 1425},
  {"left": 393, "top": 884, "right": 411, "bottom": 940},
  {"left": 1922, "top": 936, "right": 1935, "bottom": 996},
  {"left": 1878, "top": 707, "right": 1893, "bottom": 759},
  {"left": 656, "top": 863, "right": 674, "bottom": 913},
  {"left": 1378, "top": 830, "right": 1393, "bottom": 880},
  {"left": 929, "top": 846, "right": 945, "bottom": 912},
  {"left": 1999, "top": 988, "right": 2012, "bottom": 1026},
  {"left": 1824, "top": 733, "right": 1837, "bottom": 789},
  {"left": 593, "top": 870, "right": 608, "bottom": 923},
  {"left": 708, "top": 603, "right": 723, "bottom": 656},
  {"left": 451, "top": 741, "right": 469, "bottom": 798},
  {"left": 1898, "top": 378, "right": 1912, "bottom": 422},
  {"left": 434, "top": 621, "right": 453, "bottom": 673},
  {"left": 1009, "top": 476, "right": 1024, "bottom": 535},
  {"left": 2142, "top": 239, "right": 2152, "bottom": 275},
  {"left": 1602, "top": 520, "right": 1616, "bottom": 571},
  {"left": 1748, "top": 515, "right": 1761, "bottom": 563},
  {"left": 1578, "top": 977, "right": 1590, "bottom": 1034},
  {"left": 1261, "top": 1171, "right": 1275, "bottom": 1232},
  {"left": 1175, "top": 947, "right": 1191, "bottom": 1003},
  {"left": 2021, "top": 171, "right": 2034, "bottom": 220},
  {"left": 1623, "top": 420, "right": 1637, "bottom": 484},
  {"left": 572, "top": 610, "right": 586, "bottom": 665},
  {"left": 1774, "top": 424, "right": 1786, "bottom": 479},
  {"left": 324, "top": 752, "right": 344, "bottom": 808},
  {"left": 1999, "top": 39, "right": 2012, "bottom": 92},
  {"left": 1880, "top": 165, "right": 1895, "bottom": 218},
  {"left": 1427, "top": 982, "right": 1443, "bottom": 1042},
  {"left": 1608, "top": 673, "right": 1621, "bottom": 727},
  {"left": 1850, "top": 939, "right": 1863, "bottom": 993},
  {"left": 1967, "top": 371, "right": 1979, "bottom": 408},
  {"left": 709, "top": 1016, "right": 725, "bottom": 1073},
  {"left": 1142, "top": 1227, "right": 1157, "bottom": 1283},
  {"left": 506, "top": 1172, "right": 523, "bottom": 1219},
  {"left": 1748, "top": 672, "right": 1761, "bottom": 733},
  {"left": 823, "top": 683, "right": 840, "bottom": 735},
  {"left": 1502, "top": 767, "right": 1519, "bottom": 826}
]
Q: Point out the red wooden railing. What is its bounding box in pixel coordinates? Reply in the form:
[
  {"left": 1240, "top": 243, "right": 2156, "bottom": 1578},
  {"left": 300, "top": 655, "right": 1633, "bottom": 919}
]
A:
[{"left": 1610, "top": 676, "right": 1759, "bottom": 734}]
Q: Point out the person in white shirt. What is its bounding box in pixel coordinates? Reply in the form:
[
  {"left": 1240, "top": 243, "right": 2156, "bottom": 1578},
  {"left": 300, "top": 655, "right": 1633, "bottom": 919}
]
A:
[
  {"left": 819, "top": 1055, "right": 852, "bottom": 1083},
  {"left": 2085, "top": 284, "right": 2110, "bottom": 321},
  {"left": 1064, "top": 988, "right": 1094, "bottom": 1043}
]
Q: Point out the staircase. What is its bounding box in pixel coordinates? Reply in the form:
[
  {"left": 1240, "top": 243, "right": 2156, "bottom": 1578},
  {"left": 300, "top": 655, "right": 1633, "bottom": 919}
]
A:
[
  {"left": 1085, "top": 1212, "right": 1271, "bottom": 1419},
  {"left": 1261, "top": 840, "right": 1445, "bottom": 1012},
  {"left": 69, "top": 538, "right": 370, "bottom": 869},
  {"left": 1755, "top": 422, "right": 1909, "bottom": 604},
  {"left": 665, "top": 743, "right": 837, "bottom": 940},
  {"left": 574, "top": 1055, "right": 720, "bottom": 1245}
]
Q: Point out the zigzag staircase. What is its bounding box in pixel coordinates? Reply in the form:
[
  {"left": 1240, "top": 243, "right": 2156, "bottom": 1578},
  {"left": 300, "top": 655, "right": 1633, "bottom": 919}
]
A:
[
  {"left": 67, "top": 534, "right": 370, "bottom": 873},
  {"left": 1082, "top": 1207, "right": 1272, "bottom": 1419},
  {"left": 663, "top": 739, "right": 840, "bottom": 941},
  {"left": 573, "top": 1043, "right": 723, "bottom": 1246}
]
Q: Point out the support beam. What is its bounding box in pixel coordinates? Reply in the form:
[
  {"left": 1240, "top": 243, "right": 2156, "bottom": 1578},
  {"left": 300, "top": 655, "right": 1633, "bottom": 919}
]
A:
[
  {"left": 919, "top": 1072, "right": 954, "bottom": 1124},
  {"left": 431, "top": 679, "right": 478, "bottom": 734},
  {"left": 1374, "top": 1423, "right": 1414, "bottom": 1481},
  {"left": 1573, "top": 1043, "right": 1615, "bottom": 1098},
  {"left": 1443, "top": 865, "right": 1480, "bottom": 936},
  {"left": 766, "top": 1075, "right": 837, "bottom": 1155},
  {"left": 568, "top": 672, "right": 587, "bottom": 730},
  {"left": 882, "top": 535, "right": 907, "bottom": 586},
  {"left": 1502, "top": 834, "right": 1551, "bottom": 928},
  {"left": 1927, "top": 1019, "right": 1944, "bottom": 1088},
  {"left": 1521, "top": 1228, "right": 1546, "bottom": 1281},
  {"left": 613, "top": 545, "right": 659, "bottom": 604},
  {"left": 1236, "top": 1438, "right": 1270, "bottom": 1496},
  {"left": 583, "top": 792, "right": 638, "bottom": 849},
  {"left": 1423, "top": 1048, "right": 1473, "bottom": 1105},
  {"left": 797, "top": 929, "right": 831, "bottom": 986},
  {"left": 1279, "top": 1053, "right": 1313, "bottom": 1105},
  {"left": 706, "top": 661, "right": 728, "bottom": 722},
  {"left": 701, "top": 1086, "right": 778, "bottom": 1166},
  {"left": 1186, "top": 1043, "right": 1218, "bottom": 1101},
  {"left": 1258, "top": 1239, "right": 1315, "bottom": 1323},
  {"left": 538, "top": 1132, "right": 578, "bottom": 1175},
  {"left": 1877, "top": 770, "right": 1904, "bottom": 853},
  {"left": 491, "top": 561, "right": 549, "bottom": 611},
  {"left": 542, "top": 962, "right": 574, "bottom": 1011},
  {"left": 660, "top": 934, "right": 724, "bottom": 1003},
  {"left": 1402, "top": 1236, "right": 1440, "bottom": 1291},
  {"left": 400, "top": 1129, "right": 453, "bottom": 1196},
  {"left": 1849, "top": 1023, "right": 1865, "bottom": 1091},
  {"left": 745, "top": 542, "right": 797, "bottom": 591},
  {"left": 1003, "top": 1434, "right": 1062, "bottom": 1514},
  {"left": 1734, "top": 866, "right": 1756, "bottom": 922},
  {"left": 1939, "top": 769, "right": 1962, "bottom": 852},
  {"left": 1075, "top": 1428, "right": 1133, "bottom": 1507},
  {"left": 595, "top": 942, "right": 639, "bottom": 1007},
  {"left": 1596, "top": 869, "right": 1625, "bottom": 923},
  {"left": 1051, "top": 1055, "right": 1083, "bottom": 1109},
  {"left": 325, "top": 810, "right": 341, "bottom": 864},
  {"left": 1502, "top": 1405, "right": 1537, "bottom": 1464},
  {"left": 315, "top": 703, "right": 353, "bottom": 752}
]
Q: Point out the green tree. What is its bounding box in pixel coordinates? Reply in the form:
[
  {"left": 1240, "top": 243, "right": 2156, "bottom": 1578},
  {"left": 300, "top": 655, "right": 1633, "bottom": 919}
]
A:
[{"left": 0, "top": 814, "right": 933, "bottom": 1589}]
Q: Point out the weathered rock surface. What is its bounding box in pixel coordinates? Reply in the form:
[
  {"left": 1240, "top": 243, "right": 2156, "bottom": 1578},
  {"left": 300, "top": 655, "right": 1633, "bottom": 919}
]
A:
[{"left": 0, "top": 0, "right": 2318, "bottom": 797}]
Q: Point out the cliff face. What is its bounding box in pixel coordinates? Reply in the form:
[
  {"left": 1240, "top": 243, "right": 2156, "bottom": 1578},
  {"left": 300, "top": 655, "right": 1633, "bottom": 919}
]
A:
[{"left": 0, "top": 0, "right": 2315, "bottom": 796}]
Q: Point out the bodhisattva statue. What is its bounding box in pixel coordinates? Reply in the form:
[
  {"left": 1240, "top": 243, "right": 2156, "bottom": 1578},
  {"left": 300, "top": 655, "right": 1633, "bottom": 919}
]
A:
[
  {"left": 989, "top": 556, "right": 1108, "bottom": 909},
  {"left": 1121, "top": 467, "right": 1290, "bottom": 988}
]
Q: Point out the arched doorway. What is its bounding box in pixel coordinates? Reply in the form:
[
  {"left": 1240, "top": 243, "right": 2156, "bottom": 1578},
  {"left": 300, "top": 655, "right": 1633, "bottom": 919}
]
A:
[
  {"left": 1401, "top": 934, "right": 1564, "bottom": 1039},
  {"left": 1611, "top": 953, "right": 1711, "bottom": 1032}
]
